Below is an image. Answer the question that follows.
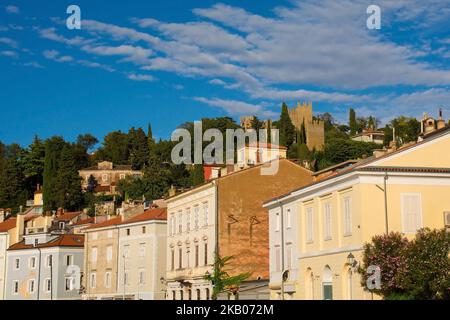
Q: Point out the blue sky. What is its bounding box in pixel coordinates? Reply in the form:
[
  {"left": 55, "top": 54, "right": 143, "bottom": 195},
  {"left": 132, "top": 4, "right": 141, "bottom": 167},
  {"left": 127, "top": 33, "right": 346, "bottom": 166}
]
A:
[{"left": 0, "top": 0, "right": 449, "bottom": 146}]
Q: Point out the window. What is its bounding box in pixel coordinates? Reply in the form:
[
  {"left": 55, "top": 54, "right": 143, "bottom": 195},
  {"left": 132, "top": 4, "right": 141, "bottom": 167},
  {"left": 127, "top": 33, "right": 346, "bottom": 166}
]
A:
[
  {"left": 171, "top": 215, "right": 176, "bottom": 236},
  {"left": 126, "top": 228, "right": 131, "bottom": 236},
  {"left": 306, "top": 207, "right": 314, "bottom": 243},
  {"left": 28, "top": 279, "right": 35, "bottom": 294},
  {"left": 91, "top": 248, "right": 97, "bottom": 263},
  {"left": 105, "top": 272, "right": 111, "bottom": 288},
  {"left": 204, "top": 243, "right": 208, "bottom": 266},
  {"left": 142, "top": 226, "right": 146, "bottom": 234},
  {"left": 119, "top": 174, "right": 126, "bottom": 180},
  {"left": 286, "top": 209, "right": 292, "bottom": 229},
  {"left": 124, "top": 271, "right": 129, "bottom": 286},
  {"left": 14, "top": 258, "right": 20, "bottom": 270},
  {"left": 123, "top": 245, "right": 130, "bottom": 259},
  {"left": 188, "top": 289, "right": 192, "bottom": 300},
  {"left": 34, "top": 239, "right": 38, "bottom": 246},
  {"left": 66, "top": 255, "right": 73, "bottom": 266},
  {"left": 102, "top": 174, "right": 109, "bottom": 182},
  {"left": 29, "top": 257, "right": 36, "bottom": 269},
  {"left": 203, "top": 203, "right": 209, "bottom": 226},
  {"left": 286, "top": 244, "right": 292, "bottom": 269},
  {"left": 169, "top": 215, "right": 173, "bottom": 236},
  {"left": 139, "top": 243, "right": 146, "bottom": 258},
  {"left": 90, "top": 273, "right": 96, "bottom": 288},
  {"left": 107, "top": 245, "right": 113, "bottom": 262},
  {"left": 343, "top": 197, "right": 352, "bottom": 236},
  {"left": 65, "top": 277, "right": 73, "bottom": 291},
  {"left": 401, "top": 193, "right": 423, "bottom": 233},
  {"left": 194, "top": 206, "right": 199, "bottom": 230},
  {"left": 275, "top": 246, "right": 281, "bottom": 272},
  {"left": 180, "top": 290, "right": 184, "bottom": 300},
  {"left": 12, "top": 281, "right": 19, "bottom": 294},
  {"left": 44, "top": 279, "right": 51, "bottom": 293},
  {"left": 178, "top": 248, "right": 183, "bottom": 269},
  {"left": 195, "top": 245, "right": 199, "bottom": 267},
  {"left": 275, "top": 213, "right": 281, "bottom": 231},
  {"left": 205, "top": 288, "right": 210, "bottom": 300},
  {"left": 186, "top": 208, "right": 191, "bottom": 232},
  {"left": 139, "top": 270, "right": 145, "bottom": 285},
  {"left": 323, "top": 203, "right": 332, "bottom": 240},
  {"left": 178, "top": 211, "right": 182, "bottom": 234},
  {"left": 171, "top": 250, "right": 175, "bottom": 271},
  {"left": 59, "top": 222, "right": 65, "bottom": 230},
  {"left": 196, "top": 289, "right": 201, "bottom": 300}
]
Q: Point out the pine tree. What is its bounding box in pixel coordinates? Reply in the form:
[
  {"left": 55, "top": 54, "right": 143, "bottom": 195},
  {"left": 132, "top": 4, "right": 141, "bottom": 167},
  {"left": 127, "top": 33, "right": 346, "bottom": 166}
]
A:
[
  {"left": 349, "top": 108, "right": 357, "bottom": 135},
  {"left": 191, "top": 164, "right": 205, "bottom": 186},
  {"left": 278, "top": 103, "right": 296, "bottom": 147},
  {"left": 86, "top": 175, "right": 98, "bottom": 193},
  {"left": 43, "top": 137, "right": 66, "bottom": 211},
  {"left": 0, "top": 155, "right": 27, "bottom": 212},
  {"left": 23, "top": 135, "right": 45, "bottom": 188},
  {"left": 128, "top": 127, "right": 149, "bottom": 170}
]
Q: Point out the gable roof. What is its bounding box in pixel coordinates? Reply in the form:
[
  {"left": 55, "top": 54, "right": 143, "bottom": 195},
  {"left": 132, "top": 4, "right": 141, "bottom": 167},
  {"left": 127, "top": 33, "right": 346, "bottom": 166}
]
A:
[
  {"left": 84, "top": 216, "right": 123, "bottom": 231},
  {"left": 0, "top": 215, "right": 37, "bottom": 233},
  {"left": 118, "top": 208, "right": 167, "bottom": 225},
  {"left": 8, "top": 234, "right": 85, "bottom": 251},
  {"left": 55, "top": 211, "right": 83, "bottom": 222}
]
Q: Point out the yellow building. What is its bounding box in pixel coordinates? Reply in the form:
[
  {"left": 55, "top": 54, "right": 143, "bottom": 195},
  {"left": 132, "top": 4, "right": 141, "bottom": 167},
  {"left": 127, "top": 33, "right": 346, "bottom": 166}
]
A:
[{"left": 264, "top": 127, "right": 450, "bottom": 300}]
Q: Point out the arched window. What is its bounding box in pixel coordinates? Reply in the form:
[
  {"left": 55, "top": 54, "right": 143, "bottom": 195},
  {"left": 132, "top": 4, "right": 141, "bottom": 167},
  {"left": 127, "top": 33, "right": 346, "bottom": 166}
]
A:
[
  {"left": 347, "top": 268, "right": 353, "bottom": 300},
  {"left": 322, "top": 265, "right": 333, "bottom": 300},
  {"left": 196, "top": 289, "right": 201, "bottom": 300},
  {"left": 305, "top": 268, "right": 314, "bottom": 300},
  {"left": 205, "top": 288, "right": 210, "bottom": 300},
  {"left": 180, "top": 290, "right": 184, "bottom": 300}
]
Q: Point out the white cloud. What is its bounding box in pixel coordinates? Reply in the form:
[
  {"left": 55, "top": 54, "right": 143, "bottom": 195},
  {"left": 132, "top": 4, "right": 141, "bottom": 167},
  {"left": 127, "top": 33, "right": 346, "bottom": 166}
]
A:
[
  {"left": 5, "top": 5, "right": 19, "bottom": 14},
  {"left": 78, "top": 60, "right": 115, "bottom": 72},
  {"left": 193, "top": 96, "right": 277, "bottom": 118},
  {"left": 0, "top": 50, "right": 17, "bottom": 58},
  {"left": 127, "top": 73, "right": 155, "bottom": 81},
  {"left": 81, "top": 44, "right": 153, "bottom": 65},
  {"left": 43, "top": 49, "right": 73, "bottom": 62},
  {"left": 23, "top": 61, "right": 45, "bottom": 68},
  {"left": 0, "top": 37, "right": 18, "bottom": 48}
]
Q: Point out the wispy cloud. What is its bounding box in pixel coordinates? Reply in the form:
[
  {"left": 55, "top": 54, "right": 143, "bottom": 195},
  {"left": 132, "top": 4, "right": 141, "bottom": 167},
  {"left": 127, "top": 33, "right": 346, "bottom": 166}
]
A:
[
  {"left": 127, "top": 73, "right": 155, "bottom": 82},
  {"left": 0, "top": 50, "right": 18, "bottom": 58},
  {"left": 0, "top": 37, "right": 18, "bottom": 48},
  {"left": 5, "top": 5, "right": 20, "bottom": 14},
  {"left": 193, "top": 97, "right": 276, "bottom": 118},
  {"left": 43, "top": 49, "right": 73, "bottom": 62},
  {"left": 23, "top": 61, "right": 45, "bottom": 69}
]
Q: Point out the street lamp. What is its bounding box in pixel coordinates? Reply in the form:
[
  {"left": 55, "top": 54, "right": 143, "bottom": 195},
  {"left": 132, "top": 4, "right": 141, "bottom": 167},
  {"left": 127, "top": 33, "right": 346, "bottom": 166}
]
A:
[{"left": 346, "top": 253, "right": 357, "bottom": 268}]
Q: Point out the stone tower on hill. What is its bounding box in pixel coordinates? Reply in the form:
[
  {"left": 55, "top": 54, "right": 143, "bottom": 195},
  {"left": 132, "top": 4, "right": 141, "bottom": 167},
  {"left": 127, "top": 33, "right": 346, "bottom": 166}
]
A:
[{"left": 288, "top": 102, "right": 324, "bottom": 151}]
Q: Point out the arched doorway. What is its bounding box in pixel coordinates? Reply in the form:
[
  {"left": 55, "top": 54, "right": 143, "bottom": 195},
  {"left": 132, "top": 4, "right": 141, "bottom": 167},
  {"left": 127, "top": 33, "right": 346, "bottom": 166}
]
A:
[{"left": 322, "top": 266, "right": 333, "bottom": 300}]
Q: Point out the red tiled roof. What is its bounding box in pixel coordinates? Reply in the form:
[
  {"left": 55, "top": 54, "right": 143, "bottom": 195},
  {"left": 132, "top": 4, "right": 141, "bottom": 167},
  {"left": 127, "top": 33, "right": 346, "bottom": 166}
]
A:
[
  {"left": 0, "top": 216, "right": 37, "bottom": 233},
  {"left": 85, "top": 216, "right": 123, "bottom": 230},
  {"left": 71, "top": 217, "right": 95, "bottom": 226},
  {"left": 8, "top": 234, "right": 85, "bottom": 250},
  {"left": 56, "top": 211, "right": 83, "bottom": 221},
  {"left": 118, "top": 208, "right": 167, "bottom": 225}
]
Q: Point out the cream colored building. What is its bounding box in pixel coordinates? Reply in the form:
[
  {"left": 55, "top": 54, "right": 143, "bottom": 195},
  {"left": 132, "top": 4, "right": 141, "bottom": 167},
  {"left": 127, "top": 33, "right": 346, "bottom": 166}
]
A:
[
  {"left": 117, "top": 208, "right": 167, "bottom": 300},
  {"left": 166, "top": 182, "right": 216, "bottom": 300},
  {"left": 264, "top": 127, "right": 450, "bottom": 300}
]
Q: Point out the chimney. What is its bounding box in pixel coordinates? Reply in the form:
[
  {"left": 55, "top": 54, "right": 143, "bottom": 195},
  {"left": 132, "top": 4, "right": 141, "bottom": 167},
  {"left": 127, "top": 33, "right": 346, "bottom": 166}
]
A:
[
  {"left": 57, "top": 208, "right": 64, "bottom": 217},
  {"left": 437, "top": 108, "right": 446, "bottom": 130},
  {"left": 14, "top": 214, "right": 25, "bottom": 244},
  {"left": 169, "top": 185, "right": 176, "bottom": 197}
]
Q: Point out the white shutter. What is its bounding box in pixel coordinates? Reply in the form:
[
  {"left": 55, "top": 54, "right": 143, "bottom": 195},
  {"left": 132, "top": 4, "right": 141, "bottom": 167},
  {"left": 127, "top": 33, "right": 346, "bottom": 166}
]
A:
[
  {"left": 344, "top": 197, "right": 352, "bottom": 235},
  {"left": 306, "top": 207, "right": 313, "bottom": 242},
  {"left": 324, "top": 203, "right": 332, "bottom": 240},
  {"left": 275, "top": 247, "right": 281, "bottom": 272},
  {"left": 402, "top": 194, "right": 422, "bottom": 233}
]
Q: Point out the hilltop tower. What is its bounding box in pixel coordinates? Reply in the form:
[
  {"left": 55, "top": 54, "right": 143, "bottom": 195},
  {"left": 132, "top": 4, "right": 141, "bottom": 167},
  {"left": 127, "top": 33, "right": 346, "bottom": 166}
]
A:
[{"left": 288, "top": 102, "right": 324, "bottom": 151}]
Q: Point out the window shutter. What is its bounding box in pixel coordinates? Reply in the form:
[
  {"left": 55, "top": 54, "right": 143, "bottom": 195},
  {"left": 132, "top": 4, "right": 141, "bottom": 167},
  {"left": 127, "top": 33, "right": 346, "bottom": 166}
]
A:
[{"left": 402, "top": 194, "right": 422, "bottom": 233}]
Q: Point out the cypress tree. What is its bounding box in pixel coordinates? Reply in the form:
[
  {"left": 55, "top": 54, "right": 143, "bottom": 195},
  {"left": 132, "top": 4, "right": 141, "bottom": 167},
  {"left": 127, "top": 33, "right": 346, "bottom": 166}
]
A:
[
  {"left": 128, "top": 127, "right": 149, "bottom": 170},
  {"left": 349, "top": 108, "right": 357, "bottom": 135},
  {"left": 191, "top": 164, "right": 205, "bottom": 186},
  {"left": 278, "top": 102, "right": 296, "bottom": 147},
  {"left": 43, "top": 137, "right": 65, "bottom": 211}
]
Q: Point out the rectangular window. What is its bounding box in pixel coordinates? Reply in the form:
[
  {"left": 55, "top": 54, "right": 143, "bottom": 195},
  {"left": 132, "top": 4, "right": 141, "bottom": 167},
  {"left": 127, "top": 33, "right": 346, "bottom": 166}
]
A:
[
  {"left": 286, "top": 209, "right": 292, "bottom": 228},
  {"left": 29, "top": 257, "right": 36, "bottom": 269},
  {"left": 142, "top": 226, "right": 146, "bottom": 234},
  {"left": 105, "top": 272, "right": 111, "bottom": 288},
  {"left": 91, "top": 248, "right": 97, "bottom": 263},
  {"left": 172, "top": 215, "right": 176, "bottom": 235},
  {"left": 194, "top": 207, "right": 199, "bottom": 230},
  {"left": 171, "top": 249, "right": 175, "bottom": 271},
  {"left": 275, "top": 246, "right": 281, "bottom": 272},
  {"left": 275, "top": 213, "right": 281, "bottom": 231},
  {"left": 343, "top": 197, "right": 352, "bottom": 236},
  {"left": 28, "top": 279, "right": 35, "bottom": 294},
  {"left": 286, "top": 244, "right": 292, "bottom": 269},
  {"left": 186, "top": 209, "right": 191, "bottom": 232},
  {"left": 178, "top": 248, "right": 182, "bottom": 269},
  {"left": 44, "top": 279, "right": 51, "bottom": 292},
  {"left": 66, "top": 255, "right": 73, "bottom": 266},
  {"left": 65, "top": 277, "right": 73, "bottom": 291},
  {"left": 401, "top": 193, "right": 423, "bottom": 233},
  {"left": 323, "top": 203, "right": 332, "bottom": 240},
  {"left": 204, "top": 243, "right": 208, "bottom": 266},
  {"left": 178, "top": 211, "right": 183, "bottom": 234},
  {"left": 126, "top": 228, "right": 131, "bottom": 236},
  {"left": 124, "top": 271, "right": 129, "bottom": 286},
  {"left": 139, "top": 270, "right": 145, "bottom": 285},
  {"left": 14, "top": 258, "right": 20, "bottom": 270},
  {"left": 102, "top": 174, "right": 108, "bottom": 182},
  {"left": 139, "top": 243, "right": 146, "bottom": 258},
  {"left": 90, "top": 273, "right": 96, "bottom": 288},
  {"left": 203, "top": 203, "right": 209, "bottom": 226},
  {"left": 107, "top": 245, "right": 113, "bottom": 262},
  {"left": 195, "top": 245, "right": 199, "bottom": 267},
  {"left": 12, "top": 281, "right": 19, "bottom": 294},
  {"left": 306, "top": 207, "right": 314, "bottom": 243}
]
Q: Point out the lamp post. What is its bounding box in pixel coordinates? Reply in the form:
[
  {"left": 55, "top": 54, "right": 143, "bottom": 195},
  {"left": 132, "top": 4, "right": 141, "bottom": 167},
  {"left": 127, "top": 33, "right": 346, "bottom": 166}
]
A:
[{"left": 346, "top": 253, "right": 357, "bottom": 301}]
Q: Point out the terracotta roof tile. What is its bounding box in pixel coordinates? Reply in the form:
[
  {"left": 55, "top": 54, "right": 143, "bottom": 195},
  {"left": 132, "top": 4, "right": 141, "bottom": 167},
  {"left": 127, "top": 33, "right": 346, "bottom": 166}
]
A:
[
  {"left": 56, "top": 212, "right": 83, "bottom": 221},
  {"left": 8, "top": 234, "right": 85, "bottom": 250},
  {"left": 118, "top": 208, "right": 167, "bottom": 225},
  {"left": 85, "top": 216, "right": 123, "bottom": 230},
  {"left": 71, "top": 217, "right": 95, "bottom": 226}
]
